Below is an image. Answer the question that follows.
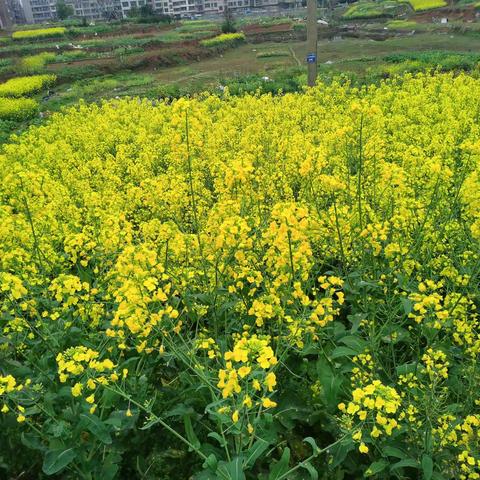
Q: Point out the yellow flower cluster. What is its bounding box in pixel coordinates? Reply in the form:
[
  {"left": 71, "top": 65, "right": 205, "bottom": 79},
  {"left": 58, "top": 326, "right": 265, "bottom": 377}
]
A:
[
  {"left": 1, "top": 72, "right": 480, "bottom": 474},
  {"left": 422, "top": 348, "right": 449, "bottom": 380},
  {"left": 217, "top": 332, "right": 278, "bottom": 431},
  {"left": 0, "top": 375, "right": 30, "bottom": 423},
  {"left": 56, "top": 346, "right": 118, "bottom": 414},
  {"left": 338, "top": 380, "right": 402, "bottom": 452}
]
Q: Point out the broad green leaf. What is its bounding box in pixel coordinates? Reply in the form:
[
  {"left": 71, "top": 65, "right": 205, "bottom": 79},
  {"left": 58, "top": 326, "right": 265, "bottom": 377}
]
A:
[
  {"left": 422, "top": 454, "right": 433, "bottom": 480},
  {"left": 42, "top": 448, "right": 76, "bottom": 475},
  {"left": 245, "top": 438, "right": 270, "bottom": 468},
  {"left": 338, "top": 335, "right": 367, "bottom": 353},
  {"left": 268, "top": 447, "right": 291, "bottom": 480},
  {"left": 303, "top": 437, "right": 320, "bottom": 455},
  {"left": 331, "top": 346, "right": 359, "bottom": 359},
  {"left": 202, "top": 453, "right": 218, "bottom": 472},
  {"left": 80, "top": 414, "right": 112, "bottom": 445},
  {"left": 217, "top": 456, "right": 245, "bottom": 480},
  {"left": 300, "top": 461, "right": 318, "bottom": 479},
  {"left": 365, "top": 459, "right": 389, "bottom": 477},
  {"left": 330, "top": 438, "right": 355, "bottom": 469},
  {"left": 383, "top": 446, "right": 408, "bottom": 459},
  {"left": 208, "top": 432, "right": 227, "bottom": 448},
  {"left": 391, "top": 458, "right": 419, "bottom": 471},
  {"left": 183, "top": 414, "right": 201, "bottom": 450}
]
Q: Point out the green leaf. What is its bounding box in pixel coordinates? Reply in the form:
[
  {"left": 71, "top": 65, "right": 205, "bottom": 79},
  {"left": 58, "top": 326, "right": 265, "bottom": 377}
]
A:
[
  {"left": 245, "top": 438, "right": 270, "bottom": 468},
  {"left": 80, "top": 414, "right": 112, "bottom": 445},
  {"left": 300, "top": 461, "right": 318, "bottom": 479},
  {"left": 303, "top": 437, "right": 320, "bottom": 455},
  {"left": 42, "top": 448, "right": 76, "bottom": 475},
  {"left": 183, "top": 414, "right": 201, "bottom": 451},
  {"left": 268, "top": 447, "right": 291, "bottom": 480},
  {"left": 208, "top": 432, "right": 227, "bottom": 448},
  {"left": 329, "top": 438, "right": 355, "bottom": 469},
  {"left": 331, "top": 346, "right": 359, "bottom": 358},
  {"left": 338, "top": 335, "right": 367, "bottom": 353},
  {"left": 391, "top": 458, "right": 419, "bottom": 471},
  {"left": 401, "top": 297, "right": 413, "bottom": 315},
  {"left": 217, "top": 456, "right": 245, "bottom": 480},
  {"left": 202, "top": 453, "right": 218, "bottom": 472},
  {"left": 365, "top": 459, "right": 389, "bottom": 477},
  {"left": 315, "top": 358, "right": 342, "bottom": 410},
  {"left": 383, "top": 446, "right": 408, "bottom": 459},
  {"left": 422, "top": 454, "right": 433, "bottom": 480}
]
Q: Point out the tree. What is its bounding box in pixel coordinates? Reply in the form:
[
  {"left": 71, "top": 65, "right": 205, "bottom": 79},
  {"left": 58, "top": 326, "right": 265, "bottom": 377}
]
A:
[
  {"left": 221, "top": 6, "right": 237, "bottom": 33},
  {"left": 139, "top": 4, "right": 154, "bottom": 17},
  {"left": 56, "top": 0, "right": 73, "bottom": 19}
]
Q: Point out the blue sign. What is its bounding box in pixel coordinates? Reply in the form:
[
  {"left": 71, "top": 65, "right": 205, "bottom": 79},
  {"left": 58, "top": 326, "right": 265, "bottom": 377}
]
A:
[{"left": 306, "top": 53, "right": 316, "bottom": 64}]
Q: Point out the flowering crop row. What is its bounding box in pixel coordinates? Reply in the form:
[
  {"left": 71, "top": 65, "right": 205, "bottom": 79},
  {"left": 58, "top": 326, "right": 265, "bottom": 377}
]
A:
[
  {"left": 408, "top": 0, "right": 447, "bottom": 10},
  {"left": 17, "top": 52, "right": 57, "bottom": 74},
  {"left": 0, "top": 74, "right": 56, "bottom": 97},
  {"left": 200, "top": 32, "right": 246, "bottom": 47},
  {"left": 1, "top": 73, "right": 480, "bottom": 478},
  {"left": 0, "top": 96, "right": 38, "bottom": 120},
  {"left": 11, "top": 27, "right": 66, "bottom": 40}
]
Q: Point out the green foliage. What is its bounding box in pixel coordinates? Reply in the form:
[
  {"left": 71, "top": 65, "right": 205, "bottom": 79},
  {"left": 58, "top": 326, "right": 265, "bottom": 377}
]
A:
[
  {"left": 386, "top": 19, "right": 417, "bottom": 29},
  {"left": 256, "top": 50, "right": 290, "bottom": 58},
  {"left": 57, "top": 0, "right": 74, "bottom": 20}
]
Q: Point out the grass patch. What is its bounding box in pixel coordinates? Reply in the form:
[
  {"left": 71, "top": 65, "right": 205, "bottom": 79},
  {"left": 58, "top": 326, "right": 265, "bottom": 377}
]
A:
[
  {"left": 256, "top": 50, "right": 290, "bottom": 58},
  {"left": 386, "top": 19, "right": 418, "bottom": 29}
]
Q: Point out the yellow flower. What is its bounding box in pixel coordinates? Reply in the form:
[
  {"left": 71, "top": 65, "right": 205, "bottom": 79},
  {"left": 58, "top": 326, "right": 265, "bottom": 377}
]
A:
[
  {"left": 86, "top": 394, "right": 95, "bottom": 404},
  {"left": 261, "top": 397, "right": 277, "bottom": 409},
  {"left": 265, "top": 372, "right": 277, "bottom": 392},
  {"left": 71, "top": 382, "right": 83, "bottom": 397},
  {"left": 359, "top": 443, "right": 369, "bottom": 454},
  {"left": 238, "top": 366, "right": 251, "bottom": 378},
  {"left": 17, "top": 414, "right": 26, "bottom": 423},
  {"left": 232, "top": 410, "right": 239, "bottom": 423}
]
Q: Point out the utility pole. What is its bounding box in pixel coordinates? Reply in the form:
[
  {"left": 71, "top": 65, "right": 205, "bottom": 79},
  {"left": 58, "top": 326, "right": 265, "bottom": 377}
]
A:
[{"left": 306, "top": 0, "right": 317, "bottom": 87}]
